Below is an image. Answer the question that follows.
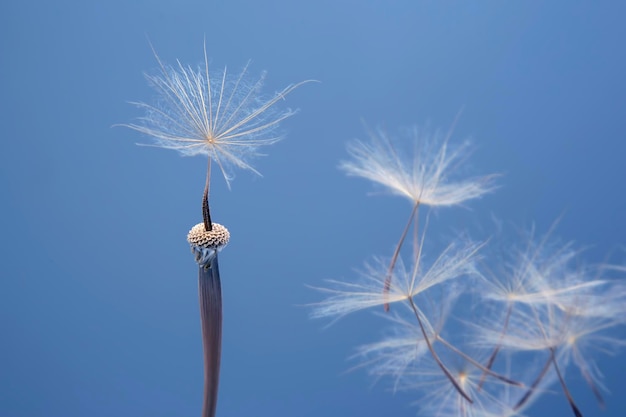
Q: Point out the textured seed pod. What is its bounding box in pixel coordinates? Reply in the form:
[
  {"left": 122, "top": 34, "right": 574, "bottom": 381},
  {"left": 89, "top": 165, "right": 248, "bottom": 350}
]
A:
[{"left": 187, "top": 223, "right": 230, "bottom": 266}]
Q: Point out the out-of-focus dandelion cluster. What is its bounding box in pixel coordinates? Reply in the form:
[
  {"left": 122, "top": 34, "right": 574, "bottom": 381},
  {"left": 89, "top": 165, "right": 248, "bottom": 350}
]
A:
[{"left": 311, "top": 126, "right": 626, "bottom": 417}]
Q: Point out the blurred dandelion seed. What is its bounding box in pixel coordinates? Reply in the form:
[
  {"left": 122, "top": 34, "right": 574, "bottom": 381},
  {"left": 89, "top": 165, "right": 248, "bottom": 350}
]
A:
[
  {"left": 340, "top": 124, "right": 497, "bottom": 207},
  {"left": 340, "top": 123, "right": 497, "bottom": 311},
  {"left": 311, "top": 238, "right": 484, "bottom": 402},
  {"left": 310, "top": 239, "right": 483, "bottom": 319}
]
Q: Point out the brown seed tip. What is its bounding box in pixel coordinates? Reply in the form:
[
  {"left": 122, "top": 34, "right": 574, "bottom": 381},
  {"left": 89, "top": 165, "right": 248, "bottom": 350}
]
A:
[{"left": 187, "top": 222, "right": 230, "bottom": 249}]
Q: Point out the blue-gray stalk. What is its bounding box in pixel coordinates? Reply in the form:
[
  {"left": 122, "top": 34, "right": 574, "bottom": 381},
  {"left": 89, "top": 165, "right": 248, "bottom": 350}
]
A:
[{"left": 188, "top": 223, "right": 230, "bottom": 417}]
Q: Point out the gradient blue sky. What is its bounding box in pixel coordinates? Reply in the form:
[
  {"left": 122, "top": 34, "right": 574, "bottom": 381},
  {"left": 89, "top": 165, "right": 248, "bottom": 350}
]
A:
[{"left": 2, "top": 1, "right": 625, "bottom": 416}]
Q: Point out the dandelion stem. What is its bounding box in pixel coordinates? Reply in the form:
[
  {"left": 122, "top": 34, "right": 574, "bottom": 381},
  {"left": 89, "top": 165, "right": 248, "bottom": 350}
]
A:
[
  {"left": 203, "top": 159, "right": 213, "bottom": 231},
  {"left": 550, "top": 347, "right": 584, "bottom": 417},
  {"left": 383, "top": 202, "right": 419, "bottom": 311},
  {"left": 406, "top": 297, "right": 473, "bottom": 403},
  {"left": 198, "top": 254, "right": 222, "bottom": 417},
  {"left": 527, "top": 300, "right": 583, "bottom": 417},
  {"left": 514, "top": 354, "right": 552, "bottom": 411}
]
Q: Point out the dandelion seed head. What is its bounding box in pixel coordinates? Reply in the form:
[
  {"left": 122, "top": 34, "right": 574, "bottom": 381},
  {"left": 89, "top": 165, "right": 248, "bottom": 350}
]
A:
[
  {"left": 187, "top": 222, "right": 230, "bottom": 248},
  {"left": 187, "top": 222, "right": 230, "bottom": 266}
]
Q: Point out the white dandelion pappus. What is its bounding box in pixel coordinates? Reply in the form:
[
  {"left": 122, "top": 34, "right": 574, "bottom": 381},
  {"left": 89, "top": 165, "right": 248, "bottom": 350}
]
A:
[
  {"left": 124, "top": 42, "right": 310, "bottom": 186},
  {"left": 310, "top": 239, "right": 483, "bottom": 320},
  {"left": 340, "top": 125, "right": 497, "bottom": 207},
  {"left": 340, "top": 124, "right": 497, "bottom": 312}
]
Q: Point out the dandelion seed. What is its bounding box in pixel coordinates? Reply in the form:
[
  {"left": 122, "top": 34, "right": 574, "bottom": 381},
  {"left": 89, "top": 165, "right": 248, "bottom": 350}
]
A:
[
  {"left": 122, "top": 41, "right": 311, "bottom": 188},
  {"left": 121, "top": 41, "right": 311, "bottom": 417},
  {"left": 340, "top": 124, "right": 496, "bottom": 310},
  {"left": 312, "top": 239, "right": 484, "bottom": 403},
  {"left": 310, "top": 239, "right": 482, "bottom": 320},
  {"left": 340, "top": 125, "right": 497, "bottom": 207}
]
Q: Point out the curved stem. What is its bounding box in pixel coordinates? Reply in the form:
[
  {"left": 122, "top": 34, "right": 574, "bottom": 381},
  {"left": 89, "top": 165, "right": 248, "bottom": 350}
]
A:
[
  {"left": 514, "top": 355, "right": 552, "bottom": 411},
  {"left": 383, "top": 202, "right": 419, "bottom": 311},
  {"left": 550, "top": 347, "right": 583, "bottom": 417},
  {"left": 199, "top": 255, "right": 222, "bottom": 417},
  {"left": 407, "top": 297, "right": 473, "bottom": 403}
]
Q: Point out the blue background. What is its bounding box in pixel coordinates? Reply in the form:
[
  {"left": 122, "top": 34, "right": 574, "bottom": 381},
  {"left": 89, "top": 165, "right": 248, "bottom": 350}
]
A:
[{"left": 2, "top": 1, "right": 625, "bottom": 416}]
